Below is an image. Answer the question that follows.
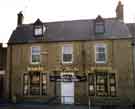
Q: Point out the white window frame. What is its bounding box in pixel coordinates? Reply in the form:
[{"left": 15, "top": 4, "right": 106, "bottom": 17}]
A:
[
  {"left": 62, "top": 44, "right": 73, "bottom": 64},
  {"left": 95, "top": 44, "right": 107, "bottom": 64},
  {"left": 31, "top": 46, "right": 41, "bottom": 64}
]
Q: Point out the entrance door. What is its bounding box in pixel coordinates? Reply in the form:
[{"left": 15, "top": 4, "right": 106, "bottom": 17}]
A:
[{"left": 61, "top": 73, "right": 74, "bottom": 104}]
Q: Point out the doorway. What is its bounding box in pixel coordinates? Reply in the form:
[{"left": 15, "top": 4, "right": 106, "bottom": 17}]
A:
[{"left": 61, "top": 73, "right": 74, "bottom": 104}]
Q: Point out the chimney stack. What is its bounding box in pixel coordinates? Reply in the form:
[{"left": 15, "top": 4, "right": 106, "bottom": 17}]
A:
[
  {"left": 17, "top": 11, "right": 23, "bottom": 26},
  {"left": 116, "top": 1, "right": 124, "bottom": 22}
]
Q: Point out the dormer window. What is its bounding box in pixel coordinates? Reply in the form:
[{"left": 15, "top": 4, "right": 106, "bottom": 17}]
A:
[
  {"left": 33, "top": 19, "right": 46, "bottom": 37},
  {"left": 34, "top": 26, "right": 43, "bottom": 36},
  {"left": 95, "top": 15, "right": 105, "bottom": 35}
]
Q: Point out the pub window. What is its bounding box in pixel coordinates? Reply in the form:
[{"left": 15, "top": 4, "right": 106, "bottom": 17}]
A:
[
  {"left": 62, "top": 44, "right": 73, "bottom": 64},
  {"left": 23, "top": 74, "right": 29, "bottom": 96},
  {"left": 42, "top": 73, "right": 47, "bottom": 95},
  {"left": 88, "top": 73, "right": 95, "bottom": 96},
  {"left": 31, "top": 46, "right": 40, "bottom": 64},
  {"left": 109, "top": 73, "right": 116, "bottom": 96},
  {"left": 88, "top": 72, "right": 116, "bottom": 96},
  {"left": 95, "top": 44, "right": 107, "bottom": 64},
  {"left": 30, "top": 72, "right": 40, "bottom": 95},
  {"left": 96, "top": 72, "right": 108, "bottom": 96},
  {"left": 23, "top": 72, "right": 47, "bottom": 96}
]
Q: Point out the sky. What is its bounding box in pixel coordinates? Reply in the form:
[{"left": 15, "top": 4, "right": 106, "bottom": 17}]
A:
[{"left": 0, "top": 0, "right": 135, "bottom": 44}]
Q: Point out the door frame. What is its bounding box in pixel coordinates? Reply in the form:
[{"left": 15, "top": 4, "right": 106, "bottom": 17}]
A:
[{"left": 61, "top": 72, "right": 74, "bottom": 104}]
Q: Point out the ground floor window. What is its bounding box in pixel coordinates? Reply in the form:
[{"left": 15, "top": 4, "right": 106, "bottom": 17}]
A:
[
  {"left": 23, "top": 72, "right": 47, "bottom": 96},
  {"left": 88, "top": 72, "right": 116, "bottom": 96}
]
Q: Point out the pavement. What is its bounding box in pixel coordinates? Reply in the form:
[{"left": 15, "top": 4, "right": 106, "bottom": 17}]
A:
[
  {"left": 0, "top": 104, "right": 89, "bottom": 109},
  {"left": 0, "top": 99, "right": 134, "bottom": 109},
  {"left": 0, "top": 98, "right": 89, "bottom": 109}
]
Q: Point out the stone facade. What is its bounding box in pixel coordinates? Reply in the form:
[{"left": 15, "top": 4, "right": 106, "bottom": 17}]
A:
[{"left": 6, "top": 39, "right": 135, "bottom": 105}]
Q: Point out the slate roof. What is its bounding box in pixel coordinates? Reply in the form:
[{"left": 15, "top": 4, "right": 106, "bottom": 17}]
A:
[
  {"left": 8, "top": 18, "right": 132, "bottom": 44},
  {"left": 127, "top": 23, "right": 135, "bottom": 37}
]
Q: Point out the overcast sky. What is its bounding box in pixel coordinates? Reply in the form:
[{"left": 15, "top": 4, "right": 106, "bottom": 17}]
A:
[{"left": 0, "top": 0, "right": 135, "bottom": 43}]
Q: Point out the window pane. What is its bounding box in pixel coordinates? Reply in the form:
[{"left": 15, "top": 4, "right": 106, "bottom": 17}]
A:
[
  {"left": 89, "top": 72, "right": 116, "bottom": 97},
  {"left": 34, "top": 26, "right": 42, "bottom": 36},
  {"left": 97, "top": 47, "right": 105, "bottom": 53},
  {"left": 63, "top": 45, "right": 73, "bottom": 54},
  {"left": 30, "top": 72, "right": 40, "bottom": 95},
  {"left": 88, "top": 73, "right": 95, "bottom": 96},
  {"left": 96, "top": 73, "right": 108, "bottom": 96},
  {"left": 63, "top": 54, "right": 72, "bottom": 62},
  {"left": 109, "top": 73, "right": 116, "bottom": 96},
  {"left": 32, "top": 47, "right": 40, "bottom": 53},
  {"left": 96, "top": 53, "right": 105, "bottom": 62},
  {"left": 42, "top": 74, "right": 47, "bottom": 95},
  {"left": 31, "top": 47, "right": 40, "bottom": 64},
  {"left": 24, "top": 85, "right": 29, "bottom": 95},
  {"left": 32, "top": 55, "right": 40, "bottom": 63},
  {"left": 95, "top": 45, "right": 106, "bottom": 63},
  {"left": 95, "top": 23, "right": 104, "bottom": 33},
  {"left": 23, "top": 74, "right": 29, "bottom": 96},
  {"left": 62, "top": 45, "right": 73, "bottom": 63}
]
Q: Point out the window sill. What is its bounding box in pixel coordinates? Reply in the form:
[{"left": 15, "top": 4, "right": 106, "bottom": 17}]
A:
[
  {"left": 62, "top": 61, "right": 73, "bottom": 65},
  {"left": 31, "top": 62, "right": 40, "bottom": 65},
  {"left": 95, "top": 61, "right": 107, "bottom": 64}
]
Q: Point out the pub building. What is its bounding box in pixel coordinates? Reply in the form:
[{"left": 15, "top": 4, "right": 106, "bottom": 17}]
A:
[{"left": 6, "top": 1, "right": 135, "bottom": 106}]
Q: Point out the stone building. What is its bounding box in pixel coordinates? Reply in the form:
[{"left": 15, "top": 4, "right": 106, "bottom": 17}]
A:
[{"left": 6, "top": 1, "right": 135, "bottom": 106}]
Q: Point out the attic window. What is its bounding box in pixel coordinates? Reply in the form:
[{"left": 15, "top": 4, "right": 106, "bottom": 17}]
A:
[
  {"left": 33, "top": 19, "right": 46, "bottom": 37},
  {"left": 34, "top": 26, "right": 43, "bottom": 36},
  {"left": 95, "top": 15, "right": 105, "bottom": 35}
]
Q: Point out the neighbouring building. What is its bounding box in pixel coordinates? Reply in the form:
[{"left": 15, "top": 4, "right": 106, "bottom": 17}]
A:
[
  {"left": 6, "top": 1, "right": 135, "bottom": 106},
  {"left": 0, "top": 43, "right": 7, "bottom": 98}
]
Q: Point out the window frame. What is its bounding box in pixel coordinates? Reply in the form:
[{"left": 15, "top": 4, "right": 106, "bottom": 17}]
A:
[
  {"left": 23, "top": 73, "right": 29, "bottom": 96},
  {"left": 34, "top": 26, "right": 43, "bottom": 36},
  {"left": 95, "top": 22, "right": 105, "bottom": 35},
  {"left": 88, "top": 72, "right": 116, "bottom": 97},
  {"left": 31, "top": 46, "right": 41, "bottom": 65},
  {"left": 95, "top": 44, "right": 107, "bottom": 64},
  {"left": 41, "top": 73, "right": 47, "bottom": 95},
  {"left": 23, "top": 72, "right": 47, "bottom": 96},
  {"left": 30, "top": 72, "right": 40, "bottom": 95},
  {"left": 62, "top": 44, "right": 73, "bottom": 64},
  {"left": 96, "top": 72, "right": 108, "bottom": 96}
]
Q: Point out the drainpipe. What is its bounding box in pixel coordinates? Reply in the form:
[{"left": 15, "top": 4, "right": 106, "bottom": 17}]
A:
[{"left": 9, "top": 45, "right": 12, "bottom": 100}]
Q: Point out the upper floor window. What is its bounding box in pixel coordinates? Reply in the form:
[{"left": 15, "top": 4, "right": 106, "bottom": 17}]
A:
[
  {"left": 95, "top": 44, "right": 107, "bottom": 64},
  {"left": 33, "top": 19, "right": 46, "bottom": 37},
  {"left": 62, "top": 44, "right": 73, "bottom": 64},
  {"left": 95, "top": 15, "right": 105, "bottom": 35},
  {"left": 31, "top": 46, "right": 40, "bottom": 64}
]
